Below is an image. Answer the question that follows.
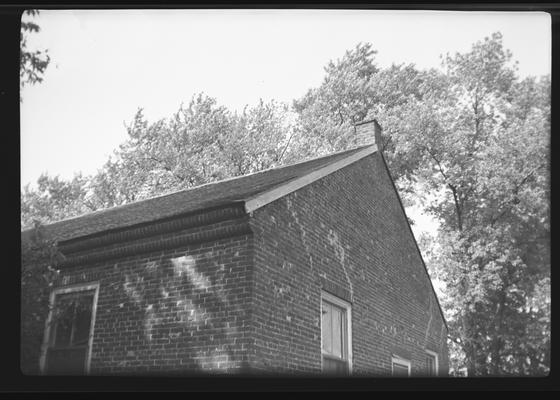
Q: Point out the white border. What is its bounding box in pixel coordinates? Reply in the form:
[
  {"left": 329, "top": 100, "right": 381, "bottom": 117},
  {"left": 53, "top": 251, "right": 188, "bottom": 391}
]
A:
[
  {"left": 320, "top": 291, "right": 353, "bottom": 374},
  {"left": 244, "top": 145, "right": 377, "bottom": 213},
  {"left": 39, "top": 282, "right": 100, "bottom": 375},
  {"left": 391, "top": 355, "right": 411, "bottom": 377},
  {"left": 425, "top": 349, "right": 439, "bottom": 376}
]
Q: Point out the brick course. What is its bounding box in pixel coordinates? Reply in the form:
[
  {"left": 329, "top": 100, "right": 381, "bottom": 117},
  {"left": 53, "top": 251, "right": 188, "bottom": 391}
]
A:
[
  {"left": 49, "top": 205, "right": 254, "bottom": 375},
  {"left": 35, "top": 151, "right": 448, "bottom": 376},
  {"left": 248, "top": 152, "right": 448, "bottom": 375}
]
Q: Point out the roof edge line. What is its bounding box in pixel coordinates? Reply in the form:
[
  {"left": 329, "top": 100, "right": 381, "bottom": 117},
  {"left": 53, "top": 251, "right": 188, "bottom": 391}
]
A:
[
  {"left": 377, "top": 152, "right": 449, "bottom": 332},
  {"left": 244, "top": 144, "right": 378, "bottom": 214}
]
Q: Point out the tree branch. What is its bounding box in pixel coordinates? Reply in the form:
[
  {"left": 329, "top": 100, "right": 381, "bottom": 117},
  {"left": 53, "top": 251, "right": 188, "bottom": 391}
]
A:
[
  {"left": 425, "top": 146, "right": 464, "bottom": 230},
  {"left": 426, "top": 146, "right": 450, "bottom": 182},
  {"left": 276, "top": 129, "right": 296, "bottom": 165},
  {"left": 144, "top": 155, "right": 188, "bottom": 183},
  {"left": 448, "top": 334, "right": 463, "bottom": 346},
  {"left": 449, "top": 184, "right": 463, "bottom": 231},
  {"left": 490, "top": 163, "right": 546, "bottom": 226}
]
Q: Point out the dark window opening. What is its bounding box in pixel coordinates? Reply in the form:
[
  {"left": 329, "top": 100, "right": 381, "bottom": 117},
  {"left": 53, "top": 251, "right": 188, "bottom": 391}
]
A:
[
  {"left": 392, "top": 357, "right": 411, "bottom": 377},
  {"left": 45, "top": 289, "right": 96, "bottom": 375},
  {"left": 426, "top": 353, "right": 437, "bottom": 376}
]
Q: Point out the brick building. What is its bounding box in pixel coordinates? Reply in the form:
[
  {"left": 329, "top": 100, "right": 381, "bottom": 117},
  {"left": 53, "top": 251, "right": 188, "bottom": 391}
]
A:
[{"left": 22, "top": 120, "right": 448, "bottom": 376}]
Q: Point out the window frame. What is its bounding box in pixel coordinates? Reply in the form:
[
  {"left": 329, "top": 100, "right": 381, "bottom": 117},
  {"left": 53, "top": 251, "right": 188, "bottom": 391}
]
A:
[
  {"left": 39, "top": 282, "right": 100, "bottom": 375},
  {"left": 320, "top": 291, "right": 352, "bottom": 374},
  {"left": 425, "top": 349, "right": 439, "bottom": 376},
  {"left": 391, "top": 355, "right": 411, "bottom": 377}
]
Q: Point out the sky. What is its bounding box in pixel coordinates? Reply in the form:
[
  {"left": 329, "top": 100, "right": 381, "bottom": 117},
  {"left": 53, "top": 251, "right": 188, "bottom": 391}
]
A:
[{"left": 20, "top": 9, "right": 551, "bottom": 235}]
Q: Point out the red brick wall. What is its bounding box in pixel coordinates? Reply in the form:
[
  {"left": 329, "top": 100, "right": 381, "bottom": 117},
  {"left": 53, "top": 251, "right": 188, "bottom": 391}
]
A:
[
  {"left": 47, "top": 205, "right": 254, "bottom": 375},
  {"left": 249, "top": 152, "right": 449, "bottom": 375}
]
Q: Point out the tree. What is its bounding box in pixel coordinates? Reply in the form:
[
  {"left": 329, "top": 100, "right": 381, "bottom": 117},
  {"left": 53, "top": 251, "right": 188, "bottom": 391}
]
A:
[
  {"left": 220, "top": 99, "right": 296, "bottom": 174},
  {"left": 20, "top": 10, "right": 50, "bottom": 93},
  {"left": 21, "top": 93, "right": 296, "bottom": 222},
  {"left": 21, "top": 223, "right": 64, "bottom": 374},
  {"left": 396, "top": 33, "right": 550, "bottom": 376},
  {"left": 289, "top": 43, "right": 445, "bottom": 205},
  {"left": 87, "top": 94, "right": 295, "bottom": 209},
  {"left": 21, "top": 173, "right": 94, "bottom": 230},
  {"left": 289, "top": 43, "right": 379, "bottom": 161}
]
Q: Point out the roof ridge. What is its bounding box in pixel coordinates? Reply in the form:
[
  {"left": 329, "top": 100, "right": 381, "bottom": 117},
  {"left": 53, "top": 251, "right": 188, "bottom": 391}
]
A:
[
  {"left": 129, "top": 143, "right": 373, "bottom": 203},
  {"left": 22, "top": 144, "right": 375, "bottom": 231}
]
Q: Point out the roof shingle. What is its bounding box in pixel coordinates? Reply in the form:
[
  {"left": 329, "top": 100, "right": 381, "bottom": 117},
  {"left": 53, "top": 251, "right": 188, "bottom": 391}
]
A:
[{"left": 25, "top": 145, "right": 372, "bottom": 242}]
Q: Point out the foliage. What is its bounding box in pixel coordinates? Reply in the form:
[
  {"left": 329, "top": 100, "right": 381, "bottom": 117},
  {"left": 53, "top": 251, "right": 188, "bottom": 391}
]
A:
[
  {"left": 87, "top": 95, "right": 294, "bottom": 210},
  {"left": 21, "top": 222, "right": 63, "bottom": 375},
  {"left": 290, "top": 43, "right": 379, "bottom": 160},
  {"left": 402, "top": 33, "right": 550, "bottom": 376},
  {"left": 21, "top": 94, "right": 295, "bottom": 226},
  {"left": 289, "top": 43, "right": 446, "bottom": 205},
  {"left": 21, "top": 173, "right": 94, "bottom": 230},
  {"left": 20, "top": 10, "right": 50, "bottom": 94}
]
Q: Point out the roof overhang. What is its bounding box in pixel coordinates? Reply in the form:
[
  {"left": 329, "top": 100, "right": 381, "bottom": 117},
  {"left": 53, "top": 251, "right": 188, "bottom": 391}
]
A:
[{"left": 244, "top": 144, "right": 378, "bottom": 213}]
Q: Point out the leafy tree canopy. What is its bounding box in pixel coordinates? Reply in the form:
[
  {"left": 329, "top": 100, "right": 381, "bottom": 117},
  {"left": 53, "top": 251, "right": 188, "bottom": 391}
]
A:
[{"left": 20, "top": 10, "right": 50, "bottom": 93}]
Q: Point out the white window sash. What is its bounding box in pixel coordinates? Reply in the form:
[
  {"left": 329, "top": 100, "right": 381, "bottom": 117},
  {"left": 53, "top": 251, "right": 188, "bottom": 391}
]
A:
[
  {"left": 391, "top": 355, "right": 411, "bottom": 376},
  {"left": 425, "top": 349, "right": 439, "bottom": 376},
  {"left": 320, "top": 291, "right": 352, "bottom": 373}
]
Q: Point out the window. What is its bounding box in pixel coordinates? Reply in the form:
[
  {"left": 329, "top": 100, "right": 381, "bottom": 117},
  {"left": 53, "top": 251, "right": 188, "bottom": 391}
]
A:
[
  {"left": 391, "top": 356, "right": 411, "bottom": 377},
  {"left": 40, "top": 284, "right": 99, "bottom": 375},
  {"left": 321, "top": 291, "right": 352, "bottom": 375},
  {"left": 425, "top": 350, "right": 439, "bottom": 376}
]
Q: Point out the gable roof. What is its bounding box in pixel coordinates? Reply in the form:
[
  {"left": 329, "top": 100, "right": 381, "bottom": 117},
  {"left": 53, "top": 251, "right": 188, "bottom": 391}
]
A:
[
  {"left": 24, "top": 144, "right": 377, "bottom": 243},
  {"left": 21, "top": 140, "right": 448, "bottom": 331}
]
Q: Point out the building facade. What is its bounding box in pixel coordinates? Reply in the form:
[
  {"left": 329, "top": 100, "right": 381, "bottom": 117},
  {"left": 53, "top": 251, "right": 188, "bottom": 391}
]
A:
[{"left": 23, "top": 121, "right": 449, "bottom": 376}]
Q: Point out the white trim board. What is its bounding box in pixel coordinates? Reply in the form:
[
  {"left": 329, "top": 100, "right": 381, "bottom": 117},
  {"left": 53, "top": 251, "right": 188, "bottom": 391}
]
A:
[
  {"left": 391, "top": 355, "right": 412, "bottom": 377},
  {"left": 244, "top": 144, "right": 378, "bottom": 213},
  {"left": 321, "top": 291, "right": 353, "bottom": 375},
  {"left": 425, "top": 349, "right": 439, "bottom": 376}
]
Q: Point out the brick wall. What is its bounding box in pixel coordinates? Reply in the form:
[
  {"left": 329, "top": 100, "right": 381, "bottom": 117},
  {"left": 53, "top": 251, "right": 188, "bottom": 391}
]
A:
[
  {"left": 249, "top": 152, "right": 449, "bottom": 376},
  {"left": 47, "top": 205, "right": 254, "bottom": 375},
  {"left": 37, "top": 152, "right": 448, "bottom": 376}
]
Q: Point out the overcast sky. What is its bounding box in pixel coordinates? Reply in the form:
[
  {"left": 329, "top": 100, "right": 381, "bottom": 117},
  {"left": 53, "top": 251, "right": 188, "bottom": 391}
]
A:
[{"left": 20, "top": 9, "right": 551, "bottom": 234}]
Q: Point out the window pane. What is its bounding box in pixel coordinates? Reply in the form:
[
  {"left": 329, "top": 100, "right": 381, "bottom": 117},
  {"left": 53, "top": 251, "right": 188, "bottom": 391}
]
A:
[
  {"left": 321, "top": 295, "right": 351, "bottom": 375},
  {"left": 52, "top": 295, "right": 76, "bottom": 347},
  {"left": 323, "top": 356, "right": 348, "bottom": 375},
  {"left": 322, "top": 301, "right": 332, "bottom": 354},
  {"left": 392, "top": 362, "right": 409, "bottom": 377},
  {"left": 47, "top": 289, "right": 96, "bottom": 375},
  {"left": 426, "top": 355, "right": 436, "bottom": 376},
  {"left": 72, "top": 294, "right": 94, "bottom": 346},
  {"left": 47, "top": 347, "right": 88, "bottom": 375},
  {"left": 331, "top": 306, "right": 343, "bottom": 358}
]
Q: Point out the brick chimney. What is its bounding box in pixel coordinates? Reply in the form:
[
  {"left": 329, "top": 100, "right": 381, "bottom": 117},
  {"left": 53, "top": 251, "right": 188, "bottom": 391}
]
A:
[{"left": 354, "top": 119, "right": 383, "bottom": 150}]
